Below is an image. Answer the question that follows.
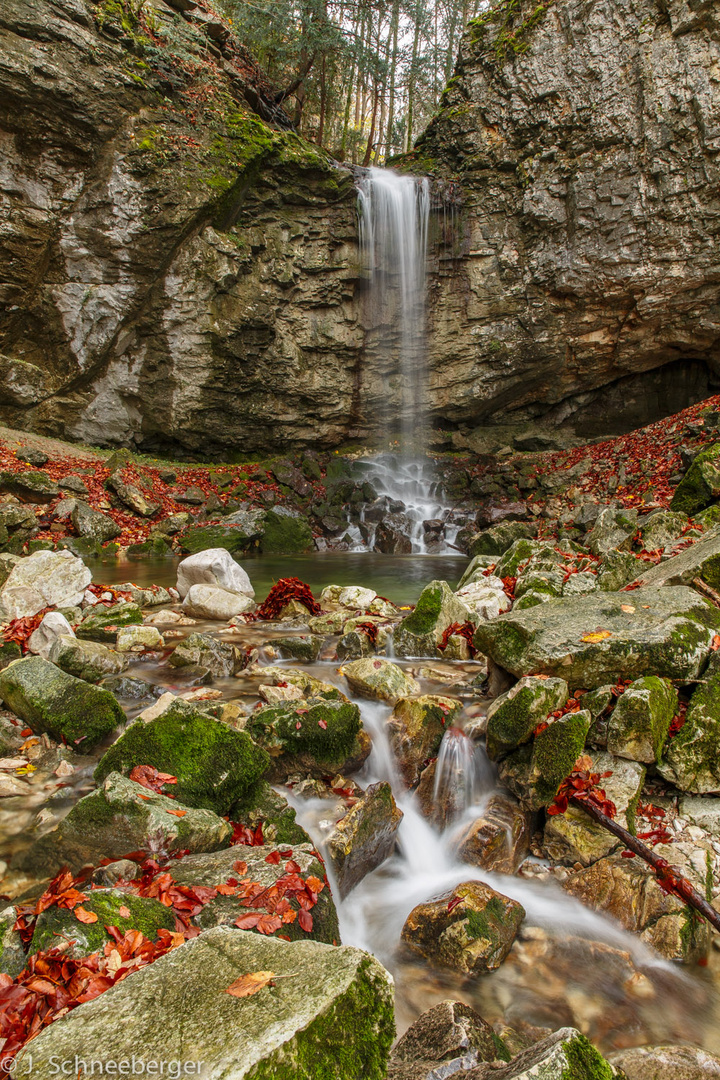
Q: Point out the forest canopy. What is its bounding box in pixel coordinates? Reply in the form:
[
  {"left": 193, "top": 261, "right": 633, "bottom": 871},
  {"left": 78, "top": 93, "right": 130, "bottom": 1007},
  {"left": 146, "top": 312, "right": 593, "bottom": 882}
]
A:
[{"left": 219, "top": 0, "right": 487, "bottom": 162}]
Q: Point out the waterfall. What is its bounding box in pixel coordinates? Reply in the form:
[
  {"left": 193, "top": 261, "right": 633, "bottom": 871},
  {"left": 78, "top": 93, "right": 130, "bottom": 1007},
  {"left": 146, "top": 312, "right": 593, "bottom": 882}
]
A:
[{"left": 357, "top": 167, "right": 431, "bottom": 449}]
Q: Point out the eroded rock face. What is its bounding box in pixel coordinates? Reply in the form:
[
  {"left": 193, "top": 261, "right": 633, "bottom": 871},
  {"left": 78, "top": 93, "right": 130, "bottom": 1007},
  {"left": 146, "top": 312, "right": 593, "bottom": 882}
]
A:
[
  {"left": 3, "top": 0, "right": 719, "bottom": 454},
  {"left": 415, "top": 0, "right": 720, "bottom": 443}
]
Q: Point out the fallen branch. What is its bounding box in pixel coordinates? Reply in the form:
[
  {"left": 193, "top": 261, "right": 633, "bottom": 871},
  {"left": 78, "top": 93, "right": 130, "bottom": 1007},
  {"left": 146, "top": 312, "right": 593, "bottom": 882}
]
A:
[
  {"left": 569, "top": 793, "right": 720, "bottom": 934},
  {"left": 692, "top": 576, "right": 720, "bottom": 608}
]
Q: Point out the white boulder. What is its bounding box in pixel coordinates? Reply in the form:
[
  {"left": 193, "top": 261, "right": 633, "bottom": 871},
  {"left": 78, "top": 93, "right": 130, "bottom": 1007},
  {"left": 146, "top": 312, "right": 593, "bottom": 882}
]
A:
[
  {"left": 0, "top": 550, "right": 92, "bottom": 622},
  {"left": 27, "top": 611, "right": 76, "bottom": 659},
  {"left": 182, "top": 583, "right": 255, "bottom": 621},
  {"left": 339, "top": 586, "right": 377, "bottom": 610},
  {"left": 455, "top": 575, "right": 511, "bottom": 621},
  {"left": 176, "top": 548, "right": 254, "bottom": 600}
]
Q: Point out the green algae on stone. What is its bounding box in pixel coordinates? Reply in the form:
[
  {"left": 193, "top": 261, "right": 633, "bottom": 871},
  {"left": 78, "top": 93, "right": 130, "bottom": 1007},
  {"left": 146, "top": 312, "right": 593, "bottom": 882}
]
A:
[
  {"left": 168, "top": 632, "right": 240, "bottom": 677},
  {"left": 596, "top": 550, "right": 640, "bottom": 592},
  {"left": 659, "top": 670, "right": 720, "bottom": 793},
  {"left": 473, "top": 586, "right": 720, "bottom": 689},
  {"left": 485, "top": 675, "right": 568, "bottom": 760},
  {"left": 48, "top": 635, "right": 127, "bottom": 683},
  {"left": 261, "top": 508, "right": 314, "bottom": 554},
  {"left": 468, "top": 523, "right": 537, "bottom": 560},
  {"left": 14, "top": 772, "right": 232, "bottom": 876},
  {"left": 230, "top": 780, "right": 311, "bottom": 845},
  {"left": 670, "top": 443, "right": 720, "bottom": 515},
  {"left": 29, "top": 889, "right": 175, "bottom": 959},
  {"left": 393, "top": 581, "right": 469, "bottom": 658},
  {"left": 247, "top": 696, "right": 361, "bottom": 763},
  {"left": 95, "top": 700, "right": 269, "bottom": 815},
  {"left": 12, "top": 927, "right": 395, "bottom": 1080},
  {"left": 607, "top": 676, "right": 677, "bottom": 765},
  {"left": 178, "top": 523, "right": 260, "bottom": 555},
  {"left": 0, "top": 656, "right": 124, "bottom": 752},
  {"left": 499, "top": 710, "right": 592, "bottom": 810},
  {"left": 76, "top": 602, "right": 143, "bottom": 642},
  {"left": 401, "top": 880, "right": 525, "bottom": 975}
]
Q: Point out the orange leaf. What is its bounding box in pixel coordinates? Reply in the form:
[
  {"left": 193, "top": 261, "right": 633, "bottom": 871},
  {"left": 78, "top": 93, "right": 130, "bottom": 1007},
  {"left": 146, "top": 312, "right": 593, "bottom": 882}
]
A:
[
  {"left": 165, "top": 808, "right": 187, "bottom": 818},
  {"left": 75, "top": 907, "right": 98, "bottom": 924},
  {"left": 118, "top": 906, "right": 131, "bottom": 919},
  {"left": 620, "top": 604, "right": 635, "bottom": 613},
  {"left": 581, "top": 630, "right": 612, "bottom": 643},
  {"left": 712, "top": 634, "right": 720, "bottom": 651},
  {"left": 226, "top": 971, "right": 275, "bottom": 998}
]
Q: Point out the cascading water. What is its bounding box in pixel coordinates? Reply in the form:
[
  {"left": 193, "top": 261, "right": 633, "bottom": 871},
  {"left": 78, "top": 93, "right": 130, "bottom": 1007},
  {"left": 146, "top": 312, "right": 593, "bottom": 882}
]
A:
[{"left": 357, "top": 167, "right": 431, "bottom": 448}]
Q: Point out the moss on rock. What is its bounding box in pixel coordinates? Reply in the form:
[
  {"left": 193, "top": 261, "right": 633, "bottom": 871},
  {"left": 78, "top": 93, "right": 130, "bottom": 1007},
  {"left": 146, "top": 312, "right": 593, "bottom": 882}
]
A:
[
  {"left": 29, "top": 889, "right": 175, "bottom": 959},
  {"left": 607, "top": 676, "right": 677, "bottom": 765},
  {"left": 95, "top": 700, "right": 269, "bottom": 815},
  {"left": 76, "top": 602, "right": 143, "bottom": 642},
  {"left": 485, "top": 675, "right": 568, "bottom": 760}
]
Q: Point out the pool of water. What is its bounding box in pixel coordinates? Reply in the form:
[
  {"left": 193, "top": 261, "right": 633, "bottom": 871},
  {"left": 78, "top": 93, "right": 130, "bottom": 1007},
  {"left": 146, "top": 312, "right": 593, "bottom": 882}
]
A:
[{"left": 89, "top": 552, "right": 469, "bottom": 606}]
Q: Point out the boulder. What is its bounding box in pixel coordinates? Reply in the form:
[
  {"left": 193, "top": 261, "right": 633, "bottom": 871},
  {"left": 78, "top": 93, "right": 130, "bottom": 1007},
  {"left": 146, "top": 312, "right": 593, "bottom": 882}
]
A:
[
  {"left": 0, "top": 469, "right": 58, "bottom": 502},
  {"left": 71, "top": 500, "right": 122, "bottom": 543},
  {"left": 48, "top": 635, "right": 128, "bottom": 682},
  {"left": 338, "top": 585, "right": 377, "bottom": 610},
  {"left": 0, "top": 655, "right": 124, "bottom": 751},
  {"left": 95, "top": 700, "right": 269, "bottom": 815},
  {"left": 562, "top": 570, "right": 599, "bottom": 596},
  {"left": 115, "top": 625, "right": 165, "bottom": 651},
  {"left": 597, "top": 550, "right": 641, "bottom": 591},
  {"left": 0, "top": 904, "right": 27, "bottom": 976},
  {"left": 456, "top": 554, "right": 499, "bottom": 589},
  {"left": 607, "top": 676, "right": 677, "bottom": 764},
  {"left": 563, "top": 847, "right": 712, "bottom": 963},
  {"left": 342, "top": 658, "right": 420, "bottom": 703},
  {"left": 467, "top": 522, "right": 536, "bottom": 557},
  {"left": 659, "top": 667, "right": 720, "bottom": 793},
  {"left": 0, "top": 549, "right": 91, "bottom": 620},
  {"left": 27, "top": 610, "right": 75, "bottom": 658},
  {"left": 485, "top": 676, "right": 569, "bottom": 760},
  {"left": 455, "top": 576, "right": 511, "bottom": 621},
  {"left": 544, "top": 750, "right": 645, "bottom": 866},
  {"left": 168, "top": 632, "right": 241, "bottom": 677},
  {"left": 326, "top": 782, "right": 403, "bottom": 897},
  {"left": 678, "top": 795, "right": 720, "bottom": 837},
  {"left": 386, "top": 695, "right": 462, "bottom": 787},
  {"left": 17, "top": 448, "right": 48, "bottom": 467},
  {"left": 638, "top": 509, "right": 688, "bottom": 552},
  {"left": 494, "top": 538, "right": 555, "bottom": 578},
  {"left": 483, "top": 1028, "right": 616, "bottom": 1080},
  {"left": 246, "top": 696, "right": 363, "bottom": 781},
  {"left": 401, "top": 880, "right": 525, "bottom": 974},
  {"left": 498, "top": 710, "right": 592, "bottom": 809},
  {"left": 393, "top": 581, "right": 470, "bottom": 658},
  {"left": 670, "top": 443, "right": 720, "bottom": 515},
  {"left": 172, "top": 842, "right": 339, "bottom": 943},
  {"left": 116, "top": 583, "right": 173, "bottom": 607},
  {"left": 609, "top": 1044, "right": 720, "bottom": 1079},
  {"left": 273, "top": 634, "right": 326, "bottom": 662},
  {"left": 12, "top": 928, "right": 394, "bottom": 1080},
  {"left": 474, "top": 587, "right": 720, "bottom": 689},
  {"left": 632, "top": 526, "right": 720, "bottom": 591},
  {"left": 230, "top": 780, "right": 311, "bottom": 846},
  {"left": 182, "top": 583, "right": 255, "bottom": 620},
  {"left": 76, "top": 602, "right": 144, "bottom": 642},
  {"left": 106, "top": 471, "right": 159, "bottom": 517},
  {"left": 14, "top": 772, "right": 232, "bottom": 875},
  {"left": 176, "top": 548, "right": 254, "bottom": 600},
  {"left": 29, "top": 889, "right": 175, "bottom": 959},
  {"left": 587, "top": 507, "right": 638, "bottom": 556},
  {"left": 387, "top": 1000, "right": 500, "bottom": 1080},
  {"left": 261, "top": 507, "right": 314, "bottom": 553},
  {"left": 178, "top": 524, "right": 258, "bottom": 555},
  {"left": 455, "top": 794, "right": 532, "bottom": 875}
]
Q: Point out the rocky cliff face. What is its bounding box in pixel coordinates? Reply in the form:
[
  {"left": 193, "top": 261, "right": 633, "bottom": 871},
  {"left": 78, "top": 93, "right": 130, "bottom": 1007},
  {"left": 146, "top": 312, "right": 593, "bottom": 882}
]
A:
[
  {"left": 1, "top": 0, "right": 719, "bottom": 456},
  {"left": 420, "top": 0, "right": 720, "bottom": 444},
  {"left": 0, "top": 0, "right": 371, "bottom": 457}
]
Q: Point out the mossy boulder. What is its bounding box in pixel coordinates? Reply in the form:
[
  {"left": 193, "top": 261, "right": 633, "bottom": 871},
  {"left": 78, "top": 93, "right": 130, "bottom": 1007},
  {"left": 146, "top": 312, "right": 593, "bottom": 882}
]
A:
[
  {"left": 273, "top": 635, "right": 326, "bottom": 662},
  {"left": 638, "top": 509, "right": 688, "bottom": 552},
  {"left": 670, "top": 442, "right": 720, "bottom": 515},
  {"left": 261, "top": 508, "right": 314, "bottom": 554},
  {"left": 474, "top": 587, "right": 720, "bottom": 689},
  {"left": 467, "top": 522, "right": 536, "bottom": 557},
  {"left": 587, "top": 507, "right": 638, "bottom": 556},
  {"left": 230, "top": 780, "right": 311, "bottom": 845},
  {"left": 247, "top": 697, "right": 362, "bottom": 779},
  {"left": 71, "top": 501, "right": 122, "bottom": 544},
  {"left": 544, "top": 750, "right": 645, "bottom": 867},
  {"left": 659, "top": 669, "right": 720, "bottom": 793},
  {"left": 401, "top": 881, "right": 525, "bottom": 975},
  {"left": 95, "top": 700, "right": 269, "bottom": 815},
  {"left": 632, "top": 525, "right": 720, "bottom": 591},
  {"left": 0, "top": 904, "right": 26, "bottom": 976},
  {"left": 178, "top": 524, "right": 259, "bottom": 555},
  {"left": 342, "top": 658, "right": 420, "bottom": 702},
  {"left": 14, "top": 772, "right": 232, "bottom": 876},
  {"left": 76, "top": 602, "right": 143, "bottom": 643},
  {"left": 171, "top": 842, "right": 339, "bottom": 944},
  {"left": 0, "top": 469, "right": 58, "bottom": 502},
  {"left": 596, "top": 550, "right": 641, "bottom": 591},
  {"left": 326, "top": 782, "right": 403, "bottom": 897},
  {"left": 387, "top": 695, "right": 462, "bottom": 787},
  {"left": 485, "top": 676, "right": 568, "bottom": 760},
  {"left": 168, "top": 632, "right": 241, "bottom": 677},
  {"left": 607, "top": 676, "right": 677, "bottom": 765},
  {"left": 494, "top": 538, "right": 554, "bottom": 579},
  {"left": 488, "top": 1028, "right": 615, "bottom": 1080},
  {"left": 48, "top": 635, "right": 127, "bottom": 683},
  {"left": 499, "top": 710, "right": 592, "bottom": 810},
  {"left": 0, "top": 656, "right": 124, "bottom": 752},
  {"left": 393, "top": 581, "right": 469, "bottom": 657},
  {"left": 29, "top": 889, "right": 175, "bottom": 959},
  {"left": 12, "top": 927, "right": 395, "bottom": 1080}
]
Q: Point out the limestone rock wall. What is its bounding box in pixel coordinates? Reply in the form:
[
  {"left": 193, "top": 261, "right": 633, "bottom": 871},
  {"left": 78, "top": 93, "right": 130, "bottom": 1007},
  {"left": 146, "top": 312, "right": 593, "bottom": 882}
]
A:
[{"left": 420, "top": 0, "right": 720, "bottom": 441}]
